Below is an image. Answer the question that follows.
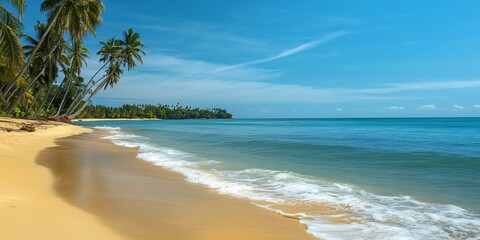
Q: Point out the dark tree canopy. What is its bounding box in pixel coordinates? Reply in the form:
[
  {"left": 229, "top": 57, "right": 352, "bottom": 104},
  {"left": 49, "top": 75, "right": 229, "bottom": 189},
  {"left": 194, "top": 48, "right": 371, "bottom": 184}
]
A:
[{"left": 77, "top": 104, "right": 233, "bottom": 119}]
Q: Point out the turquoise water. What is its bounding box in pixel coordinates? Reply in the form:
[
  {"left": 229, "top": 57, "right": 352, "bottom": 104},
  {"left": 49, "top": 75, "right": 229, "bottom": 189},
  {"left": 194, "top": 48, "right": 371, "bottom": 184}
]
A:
[{"left": 78, "top": 118, "right": 480, "bottom": 239}]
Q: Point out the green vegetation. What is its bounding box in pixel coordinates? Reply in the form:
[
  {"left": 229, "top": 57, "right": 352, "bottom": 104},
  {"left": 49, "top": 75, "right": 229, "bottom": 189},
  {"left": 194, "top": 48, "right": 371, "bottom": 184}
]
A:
[
  {"left": 78, "top": 104, "right": 233, "bottom": 119},
  {"left": 0, "top": 0, "right": 148, "bottom": 119}
]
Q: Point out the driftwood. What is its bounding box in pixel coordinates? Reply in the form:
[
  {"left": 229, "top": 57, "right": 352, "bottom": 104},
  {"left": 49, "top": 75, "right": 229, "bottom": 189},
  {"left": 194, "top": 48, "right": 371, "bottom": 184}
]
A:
[
  {"left": 19, "top": 125, "right": 36, "bottom": 132},
  {"left": 0, "top": 117, "right": 70, "bottom": 133}
]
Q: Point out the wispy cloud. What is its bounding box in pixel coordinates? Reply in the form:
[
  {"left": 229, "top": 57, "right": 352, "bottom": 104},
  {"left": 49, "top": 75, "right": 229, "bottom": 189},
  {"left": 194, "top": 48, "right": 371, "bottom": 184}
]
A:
[
  {"left": 388, "top": 106, "right": 405, "bottom": 111},
  {"left": 474, "top": 105, "right": 480, "bottom": 109},
  {"left": 139, "top": 52, "right": 281, "bottom": 82},
  {"left": 453, "top": 105, "right": 464, "bottom": 109},
  {"left": 99, "top": 51, "right": 480, "bottom": 107},
  {"left": 418, "top": 104, "right": 437, "bottom": 110},
  {"left": 102, "top": 77, "right": 422, "bottom": 106},
  {"left": 140, "top": 22, "right": 264, "bottom": 46},
  {"left": 214, "top": 30, "right": 351, "bottom": 72},
  {"left": 353, "top": 80, "right": 480, "bottom": 94}
]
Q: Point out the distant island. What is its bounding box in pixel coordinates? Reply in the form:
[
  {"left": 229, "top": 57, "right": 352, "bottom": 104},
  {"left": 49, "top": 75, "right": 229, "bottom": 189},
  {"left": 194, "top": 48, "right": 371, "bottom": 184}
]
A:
[{"left": 77, "top": 104, "right": 233, "bottom": 119}]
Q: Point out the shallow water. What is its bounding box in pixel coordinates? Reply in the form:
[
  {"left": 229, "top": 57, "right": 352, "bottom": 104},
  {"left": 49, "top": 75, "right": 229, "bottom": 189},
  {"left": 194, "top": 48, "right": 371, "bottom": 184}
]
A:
[{"left": 78, "top": 118, "right": 480, "bottom": 240}]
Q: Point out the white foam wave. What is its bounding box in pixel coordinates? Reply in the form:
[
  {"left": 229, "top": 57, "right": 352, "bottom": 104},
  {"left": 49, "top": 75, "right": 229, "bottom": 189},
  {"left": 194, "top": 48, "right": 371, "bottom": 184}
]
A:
[
  {"left": 103, "top": 129, "right": 480, "bottom": 240},
  {"left": 93, "top": 126, "right": 121, "bottom": 131}
]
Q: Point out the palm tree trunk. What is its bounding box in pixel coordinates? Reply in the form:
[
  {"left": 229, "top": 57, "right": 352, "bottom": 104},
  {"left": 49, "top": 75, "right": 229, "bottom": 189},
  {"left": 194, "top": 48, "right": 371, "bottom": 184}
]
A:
[
  {"left": 64, "top": 61, "right": 108, "bottom": 116},
  {"left": 33, "top": 81, "right": 54, "bottom": 118},
  {"left": 7, "top": 69, "right": 43, "bottom": 113},
  {"left": 1, "top": 79, "right": 9, "bottom": 91},
  {"left": 68, "top": 79, "right": 107, "bottom": 119},
  {"left": 65, "top": 74, "right": 107, "bottom": 116},
  {"left": 24, "top": 84, "right": 42, "bottom": 117},
  {"left": 43, "top": 79, "right": 65, "bottom": 117},
  {"left": 55, "top": 78, "right": 72, "bottom": 116},
  {"left": 5, "top": 36, "right": 63, "bottom": 112},
  {"left": 6, "top": 86, "right": 19, "bottom": 103},
  {"left": 3, "top": 1, "right": 67, "bottom": 95}
]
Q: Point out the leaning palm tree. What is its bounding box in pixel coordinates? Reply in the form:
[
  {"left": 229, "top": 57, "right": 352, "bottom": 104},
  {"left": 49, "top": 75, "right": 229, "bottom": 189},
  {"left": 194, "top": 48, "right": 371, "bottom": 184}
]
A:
[
  {"left": 3, "top": 0, "right": 104, "bottom": 96},
  {"left": 25, "top": 33, "right": 70, "bottom": 117},
  {"left": 6, "top": 21, "right": 67, "bottom": 113},
  {"left": 32, "top": 35, "right": 69, "bottom": 117},
  {"left": 0, "top": 0, "right": 26, "bottom": 95},
  {"left": 68, "top": 28, "right": 145, "bottom": 119},
  {"left": 55, "top": 39, "right": 89, "bottom": 116},
  {"left": 65, "top": 37, "right": 121, "bottom": 116}
]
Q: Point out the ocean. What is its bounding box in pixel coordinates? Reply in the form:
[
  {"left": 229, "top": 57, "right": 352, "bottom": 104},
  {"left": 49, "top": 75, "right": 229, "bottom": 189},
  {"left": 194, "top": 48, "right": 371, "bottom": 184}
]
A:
[{"left": 77, "top": 118, "right": 480, "bottom": 240}]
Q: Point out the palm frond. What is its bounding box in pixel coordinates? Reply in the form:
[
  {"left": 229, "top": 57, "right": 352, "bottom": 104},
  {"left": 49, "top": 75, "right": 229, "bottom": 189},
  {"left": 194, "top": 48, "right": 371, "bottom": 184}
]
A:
[
  {"left": 0, "top": 20, "right": 24, "bottom": 69},
  {"left": 0, "top": 0, "right": 26, "bottom": 18}
]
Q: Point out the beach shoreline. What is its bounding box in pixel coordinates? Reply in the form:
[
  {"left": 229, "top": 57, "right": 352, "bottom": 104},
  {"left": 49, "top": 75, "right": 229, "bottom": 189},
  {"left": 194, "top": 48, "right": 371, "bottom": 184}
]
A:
[
  {"left": 0, "top": 117, "right": 126, "bottom": 240},
  {"left": 73, "top": 118, "right": 162, "bottom": 122},
  {"left": 0, "top": 117, "right": 315, "bottom": 240}
]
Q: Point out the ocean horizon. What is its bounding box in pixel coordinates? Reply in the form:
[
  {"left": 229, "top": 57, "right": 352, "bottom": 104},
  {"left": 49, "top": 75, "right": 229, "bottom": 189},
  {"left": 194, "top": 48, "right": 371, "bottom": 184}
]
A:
[{"left": 78, "top": 117, "right": 480, "bottom": 240}]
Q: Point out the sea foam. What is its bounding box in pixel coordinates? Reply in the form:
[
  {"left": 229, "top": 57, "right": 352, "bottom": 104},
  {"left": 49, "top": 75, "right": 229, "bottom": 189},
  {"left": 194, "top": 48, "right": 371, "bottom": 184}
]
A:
[
  {"left": 93, "top": 126, "right": 121, "bottom": 131},
  {"left": 101, "top": 127, "right": 480, "bottom": 240}
]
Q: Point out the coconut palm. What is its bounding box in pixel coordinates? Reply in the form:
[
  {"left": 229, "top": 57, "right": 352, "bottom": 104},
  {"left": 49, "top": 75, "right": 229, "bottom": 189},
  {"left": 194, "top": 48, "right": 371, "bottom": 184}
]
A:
[
  {"left": 6, "top": 21, "right": 67, "bottom": 113},
  {"left": 0, "top": 0, "right": 26, "bottom": 94},
  {"left": 65, "top": 37, "right": 121, "bottom": 116},
  {"left": 55, "top": 39, "right": 89, "bottom": 116},
  {"left": 4, "top": 0, "right": 104, "bottom": 96},
  {"left": 119, "top": 28, "right": 145, "bottom": 71},
  {"left": 68, "top": 28, "right": 145, "bottom": 119}
]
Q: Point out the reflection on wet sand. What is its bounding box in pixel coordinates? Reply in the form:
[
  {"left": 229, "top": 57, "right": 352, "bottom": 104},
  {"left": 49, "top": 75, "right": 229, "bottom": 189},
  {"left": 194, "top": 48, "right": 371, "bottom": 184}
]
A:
[{"left": 37, "top": 132, "right": 316, "bottom": 240}]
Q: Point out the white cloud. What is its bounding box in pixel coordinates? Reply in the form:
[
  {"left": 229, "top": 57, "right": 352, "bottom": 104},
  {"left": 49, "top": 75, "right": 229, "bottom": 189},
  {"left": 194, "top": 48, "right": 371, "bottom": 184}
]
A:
[
  {"left": 388, "top": 106, "right": 404, "bottom": 111},
  {"left": 453, "top": 105, "right": 464, "bottom": 109},
  {"left": 214, "top": 30, "right": 351, "bottom": 72},
  {"left": 336, "top": 108, "right": 343, "bottom": 111},
  {"left": 418, "top": 105, "right": 437, "bottom": 110},
  {"left": 141, "top": 52, "right": 281, "bottom": 82},
  {"left": 354, "top": 80, "right": 480, "bottom": 94},
  {"left": 140, "top": 22, "right": 264, "bottom": 46},
  {"left": 96, "top": 50, "right": 480, "bottom": 106},
  {"left": 474, "top": 105, "right": 480, "bottom": 109}
]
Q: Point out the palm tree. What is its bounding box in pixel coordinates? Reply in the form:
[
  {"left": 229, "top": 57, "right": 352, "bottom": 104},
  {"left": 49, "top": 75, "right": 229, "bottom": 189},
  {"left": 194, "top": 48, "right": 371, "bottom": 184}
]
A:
[
  {"left": 32, "top": 43, "right": 69, "bottom": 117},
  {"left": 55, "top": 39, "right": 89, "bottom": 116},
  {"left": 0, "top": 0, "right": 26, "bottom": 94},
  {"left": 68, "top": 28, "right": 145, "bottom": 119},
  {"left": 6, "top": 21, "right": 67, "bottom": 113},
  {"left": 4, "top": 0, "right": 104, "bottom": 96},
  {"left": 64, "top": 37, "right": 120, "bottom": 116},
  {"left": 119, "top": 28, "right": 146, "bottom": 70}
]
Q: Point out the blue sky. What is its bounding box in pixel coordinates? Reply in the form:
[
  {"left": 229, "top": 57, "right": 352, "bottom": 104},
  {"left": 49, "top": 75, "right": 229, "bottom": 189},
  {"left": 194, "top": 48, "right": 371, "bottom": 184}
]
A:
[{"left": 23, "top": 0, "right": 480, "bottom": 117}]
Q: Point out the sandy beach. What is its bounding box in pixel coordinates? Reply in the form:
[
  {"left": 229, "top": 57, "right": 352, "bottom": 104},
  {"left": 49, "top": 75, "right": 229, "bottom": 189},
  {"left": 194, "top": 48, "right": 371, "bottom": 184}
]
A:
[
  {"left": 73, "top": 118, "right": 162, "bottom": 122},
  {"left": 0, "top": 118, "right": 315, "bottom": 240},
  {"left": 0, "top": 118, "right": 125, "bottom": 240}
]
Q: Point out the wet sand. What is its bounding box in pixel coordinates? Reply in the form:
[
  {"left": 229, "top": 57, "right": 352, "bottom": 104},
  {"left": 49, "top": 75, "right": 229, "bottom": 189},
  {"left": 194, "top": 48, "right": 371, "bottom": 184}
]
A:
[
  {"left": 0, "top": 118, "right": 125, "bottom": 240},
  {"left": 37, "top": 131, "right": 316, "bottom": 240}
]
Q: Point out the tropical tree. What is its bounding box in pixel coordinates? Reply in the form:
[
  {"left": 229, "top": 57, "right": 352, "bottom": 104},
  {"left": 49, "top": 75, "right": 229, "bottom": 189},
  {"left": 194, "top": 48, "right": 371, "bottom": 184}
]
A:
[
  {"left": 65, "top": 37, "right": 120, "bottom": 116},
  {"left": 6, "top": 21, "right": 67, "bottom": 113},
  {"left": 3, "top": 0, "right": 104, "bottom": 96},
  {"left": 0, "top": 0, "right": 26, "bottom": 93},
  {"left": 119, "top": 28, "right": 146, "bottom": 70},
  {"left": 2, "top": 1, "right": 147, "bottom": 119},
  {"left": 68, "top": 28, "right": 145, "bottom": 119},
  {"left": 54, "top": 39, "right": 89, "bottom": 116}
]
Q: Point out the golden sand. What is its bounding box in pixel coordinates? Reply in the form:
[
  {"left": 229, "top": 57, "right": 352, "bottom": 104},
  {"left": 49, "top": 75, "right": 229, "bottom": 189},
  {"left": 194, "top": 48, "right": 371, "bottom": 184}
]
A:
[
  {"left": 0, "top": 118, "right": 126, "bottom": 240},
  {"left": 38, "top": 131, "right": 316, "bottom": 240},
  {"left": 1, "top": 118, "right": 317, "bottom": 239}
]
